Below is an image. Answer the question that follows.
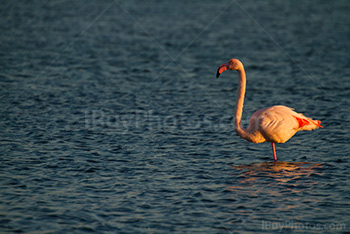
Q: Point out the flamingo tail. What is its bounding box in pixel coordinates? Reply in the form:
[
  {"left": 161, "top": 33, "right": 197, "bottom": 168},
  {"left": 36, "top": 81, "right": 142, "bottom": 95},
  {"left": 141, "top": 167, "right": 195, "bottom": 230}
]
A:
[{"left": 293, "top": 116, "right": 323, "bottom": 130}]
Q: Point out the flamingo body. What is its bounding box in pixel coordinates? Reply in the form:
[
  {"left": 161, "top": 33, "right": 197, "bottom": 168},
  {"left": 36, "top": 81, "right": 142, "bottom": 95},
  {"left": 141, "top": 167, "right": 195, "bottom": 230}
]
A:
[
  {"left": 216, "top": 59, "right": 322, "bottom": 161},
  {"left": 246, "top": 105, "right": 321, "bottom": 144}
]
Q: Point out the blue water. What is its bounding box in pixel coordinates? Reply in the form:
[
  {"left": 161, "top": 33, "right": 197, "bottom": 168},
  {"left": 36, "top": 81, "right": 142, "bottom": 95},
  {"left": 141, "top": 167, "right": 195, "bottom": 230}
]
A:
[{"left": 1, "top": 0, "right": 349, "bottom": 233}]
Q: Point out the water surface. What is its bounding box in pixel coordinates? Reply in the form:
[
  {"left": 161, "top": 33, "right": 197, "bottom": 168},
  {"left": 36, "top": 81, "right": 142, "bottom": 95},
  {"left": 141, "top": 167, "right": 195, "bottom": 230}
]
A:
[{"left": 1, "top": 0, "right": 349, "bottom": 233}]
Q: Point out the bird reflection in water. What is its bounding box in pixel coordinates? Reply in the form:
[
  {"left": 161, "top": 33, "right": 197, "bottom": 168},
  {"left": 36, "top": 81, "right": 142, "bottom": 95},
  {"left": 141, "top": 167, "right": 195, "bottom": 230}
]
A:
[
  {"left": 227, "top": 162, "right": 323, "bottom": 225},
  {"left": 232, "top": 161, "right": 322, "bottom": 183},
  {"left": 230, "top": 162, "right": 323, "bottom": 197}
]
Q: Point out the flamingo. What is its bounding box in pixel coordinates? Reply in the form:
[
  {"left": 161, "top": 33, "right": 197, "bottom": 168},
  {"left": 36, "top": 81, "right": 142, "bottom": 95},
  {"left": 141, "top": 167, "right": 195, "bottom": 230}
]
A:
[{"left": 216, "top": 59, "right": 323, "bottom": 162}]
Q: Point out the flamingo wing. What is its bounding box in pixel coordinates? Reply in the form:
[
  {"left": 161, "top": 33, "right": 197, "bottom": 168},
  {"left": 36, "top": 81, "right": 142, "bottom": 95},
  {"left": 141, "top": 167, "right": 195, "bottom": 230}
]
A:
[{"left": 253, "top": 106, "right": 299, "bottom": 143}]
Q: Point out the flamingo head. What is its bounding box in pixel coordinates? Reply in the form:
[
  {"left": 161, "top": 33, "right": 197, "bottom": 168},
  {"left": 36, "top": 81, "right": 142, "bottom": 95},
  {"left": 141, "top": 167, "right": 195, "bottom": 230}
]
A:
[{"left": 216, "top": 59, "right": 243, "bottom": 78}]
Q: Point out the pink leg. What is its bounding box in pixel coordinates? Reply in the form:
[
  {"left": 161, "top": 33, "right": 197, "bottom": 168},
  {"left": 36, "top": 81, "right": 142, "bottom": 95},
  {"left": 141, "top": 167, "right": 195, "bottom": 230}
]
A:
[{"left": 272, "top": 142, "right": 277, "bottom": 162}]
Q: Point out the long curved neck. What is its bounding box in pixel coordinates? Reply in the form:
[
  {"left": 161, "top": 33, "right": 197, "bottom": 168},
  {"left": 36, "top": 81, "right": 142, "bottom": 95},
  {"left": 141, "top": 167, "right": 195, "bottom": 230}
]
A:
[{"left": 234, "top": 67, "right": 249, "bottom": 139}]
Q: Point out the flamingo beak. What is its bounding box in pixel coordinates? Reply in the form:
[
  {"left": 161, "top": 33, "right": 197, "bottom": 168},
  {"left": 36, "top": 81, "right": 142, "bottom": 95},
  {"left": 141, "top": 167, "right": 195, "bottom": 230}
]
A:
[{"left": 216, "top": 63, "right": 229, "bottom": 78}]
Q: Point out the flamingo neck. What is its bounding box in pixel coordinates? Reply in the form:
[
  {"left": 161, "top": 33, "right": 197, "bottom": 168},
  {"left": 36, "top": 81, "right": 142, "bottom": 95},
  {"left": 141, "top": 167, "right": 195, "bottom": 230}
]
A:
[{"left": 234, "top": 67, "right": 249, "bottom": 139}]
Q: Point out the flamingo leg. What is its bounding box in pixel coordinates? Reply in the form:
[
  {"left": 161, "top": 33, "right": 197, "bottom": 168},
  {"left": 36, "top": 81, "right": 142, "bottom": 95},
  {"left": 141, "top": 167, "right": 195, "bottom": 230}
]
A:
[{"left": 272, "top": 143, "right": 277, "bottom": 162}]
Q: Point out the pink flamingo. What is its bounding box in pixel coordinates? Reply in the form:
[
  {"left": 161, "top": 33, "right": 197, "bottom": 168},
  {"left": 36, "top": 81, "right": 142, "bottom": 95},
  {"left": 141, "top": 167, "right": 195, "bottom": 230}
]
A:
[{"left": 216, "top": 59, "right": 323, "bottom": 162}]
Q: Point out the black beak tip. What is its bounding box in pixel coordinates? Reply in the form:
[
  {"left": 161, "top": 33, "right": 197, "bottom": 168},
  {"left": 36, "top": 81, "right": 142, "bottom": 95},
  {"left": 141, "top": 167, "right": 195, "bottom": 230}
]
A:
[{"left": 216, "top": 71, "right": 220, "bottom": 78}]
